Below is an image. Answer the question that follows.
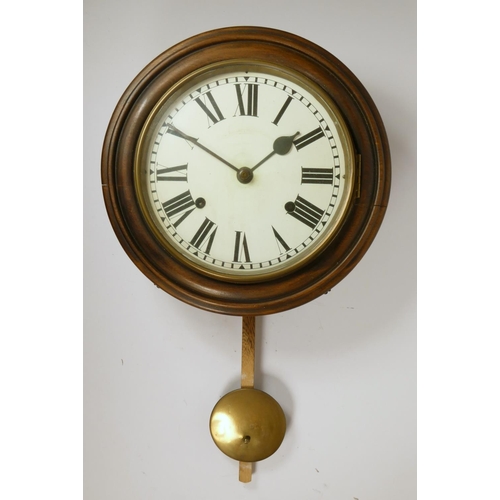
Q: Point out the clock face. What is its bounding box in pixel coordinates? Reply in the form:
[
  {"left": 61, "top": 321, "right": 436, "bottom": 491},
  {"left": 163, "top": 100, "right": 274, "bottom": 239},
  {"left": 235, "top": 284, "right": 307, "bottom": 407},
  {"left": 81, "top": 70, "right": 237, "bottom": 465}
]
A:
[{"left": 135, "top": 62, "right": 355, "bottom": 281}]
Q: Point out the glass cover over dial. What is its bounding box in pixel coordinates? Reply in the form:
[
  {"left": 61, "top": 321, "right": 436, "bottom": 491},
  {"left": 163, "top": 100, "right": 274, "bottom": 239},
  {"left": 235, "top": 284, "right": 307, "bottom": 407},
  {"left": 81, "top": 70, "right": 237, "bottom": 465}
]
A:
[{"left": 135, "top": 62, "right": 355, "bottom": 281}]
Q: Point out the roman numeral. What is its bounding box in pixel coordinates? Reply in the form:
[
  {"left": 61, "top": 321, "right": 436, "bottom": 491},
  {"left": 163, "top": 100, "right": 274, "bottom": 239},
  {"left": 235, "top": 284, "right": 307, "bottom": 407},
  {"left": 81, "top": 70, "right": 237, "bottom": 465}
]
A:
[
  {"left": 288, "top": 196, "right": 324, "bottom": 229},
  {"left": 162, "top": 190, "right": 195, "bottom": 227},
  {"left": 233, "top": 231, "right": 251, "bottom": 263},
  {"left": 272, "top": 227, "right": 291, "bottom": 254},
  {"left": 235, "top": 83, "right": 258, "bottom": 117},
  {"left": 301, "top": 167, "right": 334, "bottom": 184},
  {"left": 157, "top": 164, "right": 188, "bottom": 182},
  {"left": 293, "top": 127, "right": 325, "bottom": 150},
  {"left": 190, "top": 217, "right": 217, "bottom": 254},
  {"left": 195, "top": 91, "right": 224, "bottom": 125},
  {"left": 272, "top": 95, "right": 292, "bottom": 125}
]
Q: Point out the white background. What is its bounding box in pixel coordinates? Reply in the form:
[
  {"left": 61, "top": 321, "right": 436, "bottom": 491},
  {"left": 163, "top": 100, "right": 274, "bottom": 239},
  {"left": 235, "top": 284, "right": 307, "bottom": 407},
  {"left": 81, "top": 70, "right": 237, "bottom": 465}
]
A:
[
  {"left": 9, "top": 1, "right": 500, "bottom": 500},
  {"left": 84, "top": 1, "right": 415, "bottom": 499}
]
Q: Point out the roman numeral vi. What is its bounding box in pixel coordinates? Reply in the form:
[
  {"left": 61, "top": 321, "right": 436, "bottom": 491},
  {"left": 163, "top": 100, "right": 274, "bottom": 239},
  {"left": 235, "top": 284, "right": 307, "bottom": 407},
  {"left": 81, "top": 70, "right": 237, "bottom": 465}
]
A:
[{"left": 233, "top": 231, "right": 251, "bottom": 263}]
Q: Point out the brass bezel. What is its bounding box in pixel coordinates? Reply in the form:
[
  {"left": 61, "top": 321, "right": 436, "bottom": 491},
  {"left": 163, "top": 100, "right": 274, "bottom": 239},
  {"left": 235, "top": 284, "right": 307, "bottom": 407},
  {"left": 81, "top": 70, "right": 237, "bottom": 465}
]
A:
[{"left": 134, "top": 59, "right": 355, "bottom": 283}]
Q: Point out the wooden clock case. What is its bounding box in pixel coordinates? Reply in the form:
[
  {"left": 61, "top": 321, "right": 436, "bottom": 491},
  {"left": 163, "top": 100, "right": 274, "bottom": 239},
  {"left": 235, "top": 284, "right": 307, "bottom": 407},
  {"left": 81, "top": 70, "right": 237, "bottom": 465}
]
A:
[{"left": 101, "top": 26, "right": 391, "bottom": 316}]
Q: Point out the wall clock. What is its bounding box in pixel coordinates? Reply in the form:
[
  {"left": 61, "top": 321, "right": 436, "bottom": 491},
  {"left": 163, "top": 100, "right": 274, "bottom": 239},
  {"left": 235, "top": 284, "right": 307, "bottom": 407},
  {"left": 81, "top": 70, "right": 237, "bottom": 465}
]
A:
[{"left": 101, "top": 26, "right": 390, "bottom": 482}]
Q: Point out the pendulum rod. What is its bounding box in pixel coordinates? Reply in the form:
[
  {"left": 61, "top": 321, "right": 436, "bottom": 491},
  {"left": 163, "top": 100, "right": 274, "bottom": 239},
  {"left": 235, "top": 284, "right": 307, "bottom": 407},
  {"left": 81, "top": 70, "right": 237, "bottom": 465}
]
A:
[
  {"left": 241, "top": 316, "right": 256, "bottom": 389},
  {"left": 239, "top": 315, "right": 256, "bottom": 483}
]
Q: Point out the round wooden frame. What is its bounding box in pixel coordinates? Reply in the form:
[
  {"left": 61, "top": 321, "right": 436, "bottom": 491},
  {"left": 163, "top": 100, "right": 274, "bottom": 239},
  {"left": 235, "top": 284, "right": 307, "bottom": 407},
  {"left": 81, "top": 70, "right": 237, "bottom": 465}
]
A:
[{"left": 101, "top": 26, "right": 391, "bottom": 316}]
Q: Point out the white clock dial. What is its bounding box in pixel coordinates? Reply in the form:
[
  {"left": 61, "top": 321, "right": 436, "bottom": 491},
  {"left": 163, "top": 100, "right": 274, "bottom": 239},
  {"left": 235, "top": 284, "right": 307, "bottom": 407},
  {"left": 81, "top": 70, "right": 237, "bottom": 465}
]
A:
[{"left": 136, "top": 62, "right": 355, "bottom": 280}]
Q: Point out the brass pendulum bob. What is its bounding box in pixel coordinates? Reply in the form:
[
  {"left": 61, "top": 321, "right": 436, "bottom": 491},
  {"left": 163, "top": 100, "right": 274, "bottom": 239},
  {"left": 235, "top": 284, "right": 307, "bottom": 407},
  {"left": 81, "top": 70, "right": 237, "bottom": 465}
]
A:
[{"left": 209, "top": 316, "right": 286, "bottom": 482}]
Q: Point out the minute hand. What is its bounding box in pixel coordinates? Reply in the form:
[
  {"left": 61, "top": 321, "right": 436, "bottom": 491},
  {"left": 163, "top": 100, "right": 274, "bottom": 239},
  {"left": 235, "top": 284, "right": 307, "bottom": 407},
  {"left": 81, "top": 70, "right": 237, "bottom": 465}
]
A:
[
  {"left": 251, "top": 132, "right": 299, "bottom": 172},
  {"left": 167, "top": 124, "right": 239, "bottom": 173}
]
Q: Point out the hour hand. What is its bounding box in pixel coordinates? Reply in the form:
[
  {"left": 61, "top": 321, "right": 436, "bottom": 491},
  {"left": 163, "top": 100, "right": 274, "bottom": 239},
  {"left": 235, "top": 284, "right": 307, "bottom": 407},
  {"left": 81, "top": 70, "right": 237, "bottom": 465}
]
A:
[
  {"left": 273, "top": 132, "right": 300, "bottom": 155},
  {"left": 251, "top": 132, "right": 299, "bottom": 172},
  {"left": 167, "top": 124, "right": 239, "bottom": 173}
]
